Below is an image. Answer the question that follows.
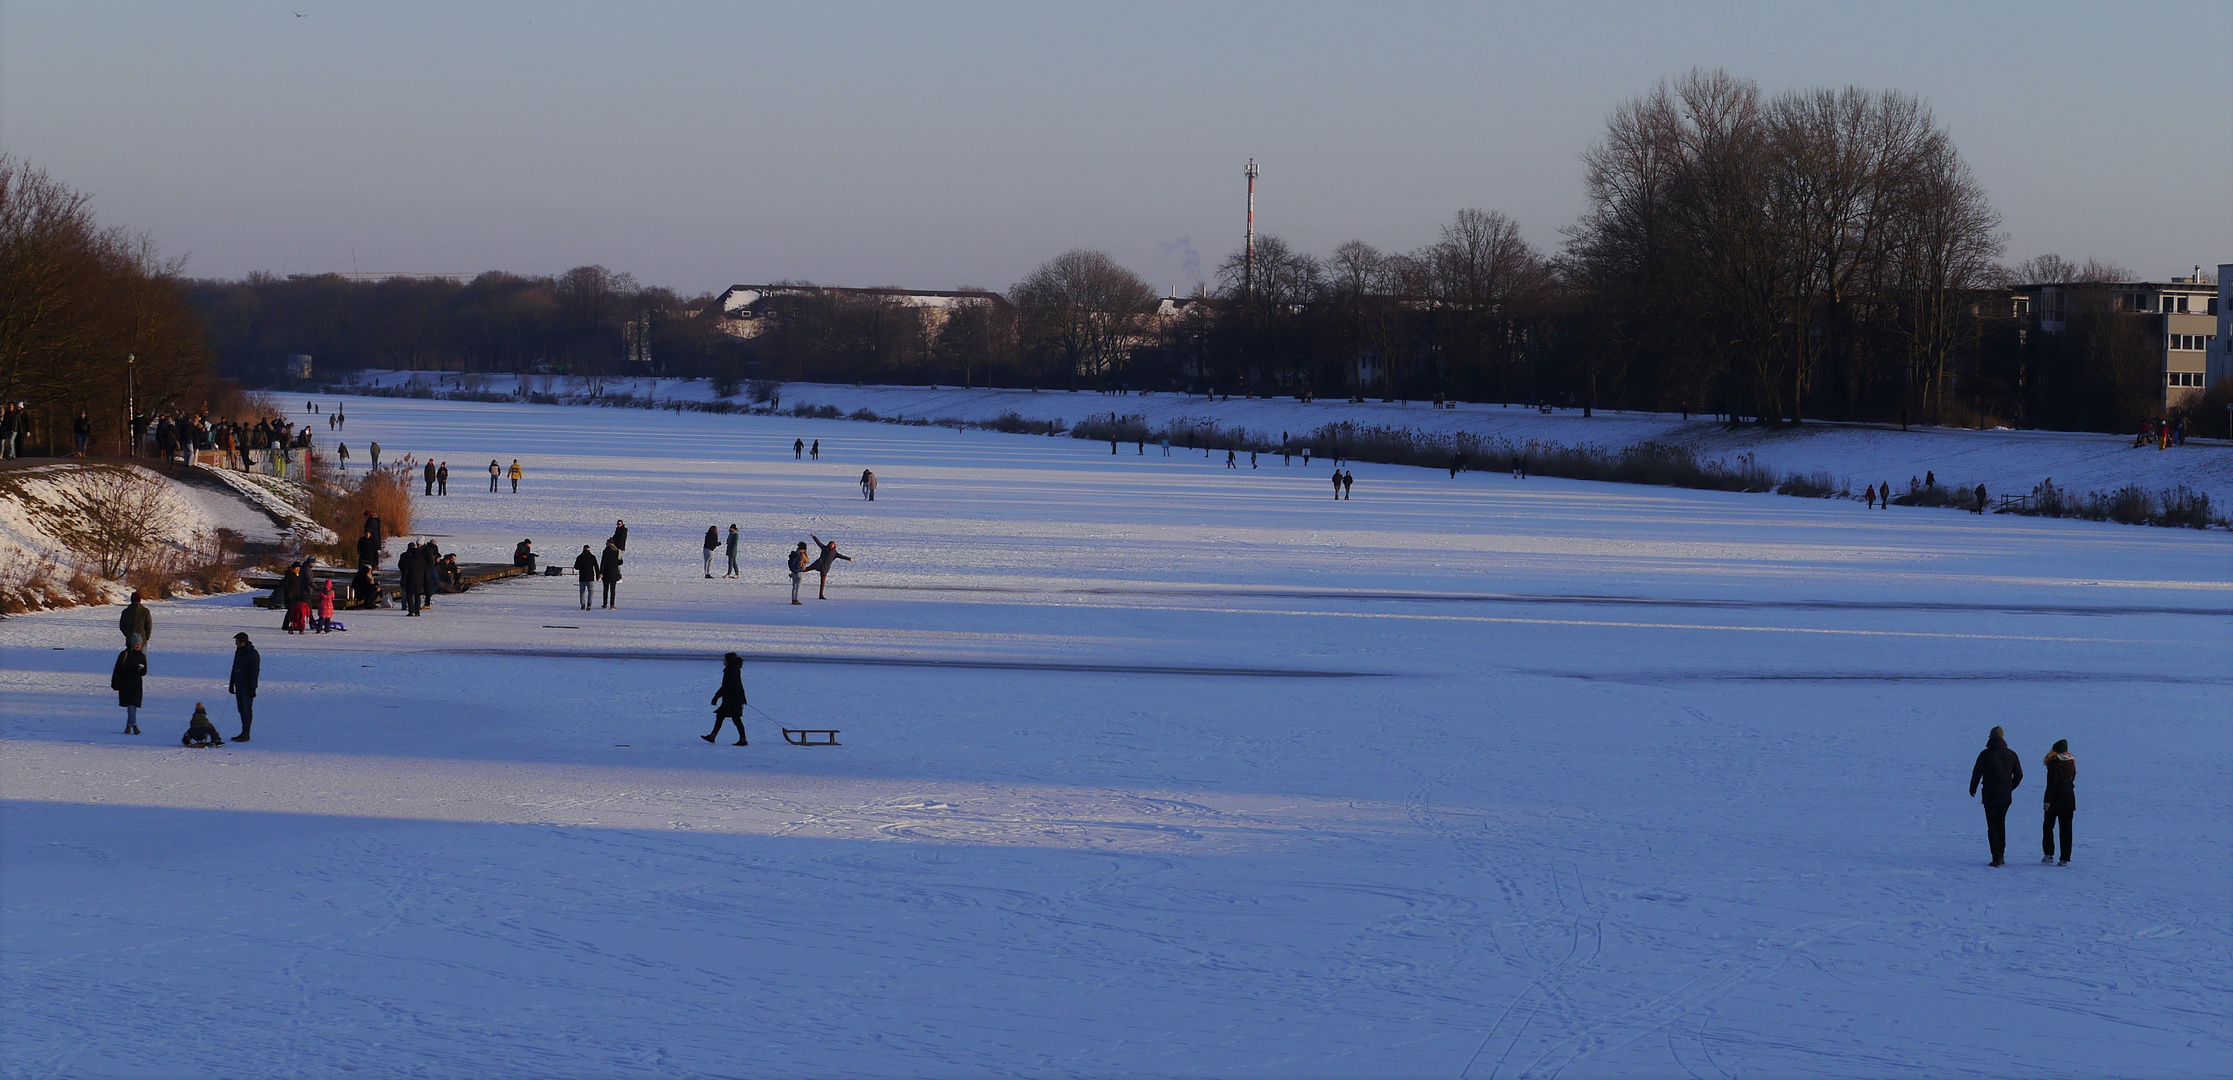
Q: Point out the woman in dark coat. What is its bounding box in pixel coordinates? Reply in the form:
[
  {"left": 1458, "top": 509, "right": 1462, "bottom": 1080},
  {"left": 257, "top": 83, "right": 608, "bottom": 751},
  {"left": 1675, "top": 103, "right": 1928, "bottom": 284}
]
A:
[
  {"left": 111, "top": 636, "right": 147, "bottom": 734},
  {"left": 702, "top": 652, "right": 748, "bottom": 745},
  {"left": 598, "top": 540, "right": 623, "bottom": 609},
  {"left": 2042, "top": 740, "right": 2076, "bottom": 865}
]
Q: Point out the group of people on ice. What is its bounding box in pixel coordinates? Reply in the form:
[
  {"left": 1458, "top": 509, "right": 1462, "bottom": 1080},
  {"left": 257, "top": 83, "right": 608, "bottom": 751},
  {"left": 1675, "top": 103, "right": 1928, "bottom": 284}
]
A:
[
  {"left": 1970, "top": 726, "right": 2078, "bottom": 866},
  {"left": 109, "top": 596, "right": 261, "bottom": 747}
]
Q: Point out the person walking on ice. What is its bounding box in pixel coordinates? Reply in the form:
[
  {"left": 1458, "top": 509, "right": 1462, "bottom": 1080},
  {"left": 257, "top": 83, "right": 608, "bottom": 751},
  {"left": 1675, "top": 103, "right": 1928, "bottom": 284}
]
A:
[
  {"left": 2042, "top": 739, "right": 2076, "bottom": 865},
  {"left": 598, "top": 539, "right": 623, "bottom": 609},
  {"left": 508, "top": 459, "right": 523, "bottom": 493},
  {"left": 703, "top": 525, "right": 720, "bottom": 578},
  {"left": 573, "top": 545, "right": 598, "bottom": 610},
  {"left": 489, "top": 459, "right": 501, "bottom": 492},
  {"left": 111, "top": 635, "right": 147, "bottom": 735},
  {"left": 424, "top": 460, "right": 437, "bottom": 496},
  {"left": 701, "top": 652, "right": 749, "bottom": 745},
  {"left": 369, "top": 441, "right": 380, "bottom": 469},
  {"left": 725, "top": 524, "right": 740, "bottom": 578},
  {"left": 860, "top": 470, "right": 877, "bottom": 501},
  {"left": 810, "top": 439, "right": 820, "bottom": 459},
  {"left": 1226, "top": 449, "right": 1237, "bottom": 469},
  {"left": 119, "top": 590, "right": 152, "bottom": 647},
  {"left": 437, "top": 461, "right": 449, "bottom": 495},
  {"left": 1968, "top": 725, "right": 2023, "bottom": 866},
  {"left": 794, "top": 438, "right": 804, "bottom": 460},
  {"left": 228, "top": 632, "right": 259, "bottom": 741},
  {"left": 1331, "top": 471, "right": 1343, "bottom": 499},
  {"left": 808, "top": 534, "right": 850, "bottom": 600}
]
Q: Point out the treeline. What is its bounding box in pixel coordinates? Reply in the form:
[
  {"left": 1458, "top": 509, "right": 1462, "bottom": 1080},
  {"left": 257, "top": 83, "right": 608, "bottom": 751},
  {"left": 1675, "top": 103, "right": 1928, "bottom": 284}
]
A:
[
  {"left": 0, "top": 159, "right": 215, "bottom": 454},
  {"left": 162, "top": 69, "right": 2214, "bottom": 436},
  {"left": 187, "top": 266, "right": 747, "bottom": 386}
]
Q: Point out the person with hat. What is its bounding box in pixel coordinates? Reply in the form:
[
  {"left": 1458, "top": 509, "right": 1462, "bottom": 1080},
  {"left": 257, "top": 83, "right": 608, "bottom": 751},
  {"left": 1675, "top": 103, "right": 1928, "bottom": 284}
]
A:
[
  {"left": 2042, "top": 739, "right": 2077, "bottom": 865},
  {"left": 111, "top": 635, "right": 147, "bottom": 735},
  {"left": 119, "top": 591, "right": 152, "bottom": 646},
  {"left": 182, "top": 703, "right": 225, "bottom": 748},
  {"left": 228, "top": 632, "right": 260, "bottom": 742},
  {"left": 702, "top": 652, "right": 749, "bottom": 745}
]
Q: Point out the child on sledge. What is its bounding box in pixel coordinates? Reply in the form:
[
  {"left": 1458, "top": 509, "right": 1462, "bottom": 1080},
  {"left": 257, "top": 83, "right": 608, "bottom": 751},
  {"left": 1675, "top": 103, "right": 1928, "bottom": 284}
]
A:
[{"left": 182, "top": 703, "right": 224, "bottom": 747}]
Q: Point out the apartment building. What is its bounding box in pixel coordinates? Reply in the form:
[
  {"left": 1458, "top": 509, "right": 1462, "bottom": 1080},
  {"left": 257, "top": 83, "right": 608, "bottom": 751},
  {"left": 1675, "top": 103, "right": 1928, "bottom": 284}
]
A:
[{"left": 2012, "top": 271, "right": 2222, "bottom": 411}]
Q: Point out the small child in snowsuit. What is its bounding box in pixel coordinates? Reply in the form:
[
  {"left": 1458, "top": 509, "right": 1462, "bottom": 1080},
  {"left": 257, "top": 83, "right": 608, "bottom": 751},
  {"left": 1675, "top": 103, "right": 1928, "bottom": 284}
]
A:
[{"left": 182, "top": 703, "right": 225, "bottom": 747}]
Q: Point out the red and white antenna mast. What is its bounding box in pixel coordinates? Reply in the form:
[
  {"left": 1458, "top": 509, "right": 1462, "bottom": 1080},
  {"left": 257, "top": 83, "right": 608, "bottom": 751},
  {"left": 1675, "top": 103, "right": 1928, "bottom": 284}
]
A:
[{"left": 1243, "top": 158, "right": 1259, "bottom": 299}]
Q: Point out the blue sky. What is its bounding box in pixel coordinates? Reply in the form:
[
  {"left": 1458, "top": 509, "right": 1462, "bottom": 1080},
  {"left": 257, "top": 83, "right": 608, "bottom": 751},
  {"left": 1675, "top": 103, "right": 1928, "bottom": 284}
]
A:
[{"left": 6, "top": 1, "right": 2227, "bottom": 294}]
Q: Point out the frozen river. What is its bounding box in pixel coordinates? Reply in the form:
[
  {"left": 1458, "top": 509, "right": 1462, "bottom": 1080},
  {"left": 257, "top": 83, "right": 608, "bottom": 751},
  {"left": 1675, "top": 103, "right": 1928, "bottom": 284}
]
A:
[{"left": 4, "top": 398, "right": 2227, "bottom": 1078}]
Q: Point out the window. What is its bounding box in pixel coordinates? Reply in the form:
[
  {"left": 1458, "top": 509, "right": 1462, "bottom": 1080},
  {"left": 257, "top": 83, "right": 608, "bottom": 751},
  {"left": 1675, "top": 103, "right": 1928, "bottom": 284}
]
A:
[{"left": 2178, "top": 295, "right": 2190, "bottom": 313}]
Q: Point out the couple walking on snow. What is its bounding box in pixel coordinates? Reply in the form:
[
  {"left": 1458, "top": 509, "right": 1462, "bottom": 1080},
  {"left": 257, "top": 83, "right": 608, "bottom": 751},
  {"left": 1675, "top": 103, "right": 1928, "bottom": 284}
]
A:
[{"left": 1969, "top": 726, "right": 2078, "bottom": 866}]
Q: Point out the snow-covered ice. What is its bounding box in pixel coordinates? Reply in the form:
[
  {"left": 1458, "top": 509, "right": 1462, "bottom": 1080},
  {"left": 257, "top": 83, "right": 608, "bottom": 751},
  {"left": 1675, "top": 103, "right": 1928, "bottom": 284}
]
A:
[{"left": 3, "top": 397, "right": 2227, "bottom": 1078}]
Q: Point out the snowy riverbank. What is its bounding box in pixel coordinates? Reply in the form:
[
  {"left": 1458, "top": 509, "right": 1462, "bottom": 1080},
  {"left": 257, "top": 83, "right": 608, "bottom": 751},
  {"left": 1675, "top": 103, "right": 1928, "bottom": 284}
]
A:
[{"left": 330, "top": 370, "right": 2233, "bottom": 511}]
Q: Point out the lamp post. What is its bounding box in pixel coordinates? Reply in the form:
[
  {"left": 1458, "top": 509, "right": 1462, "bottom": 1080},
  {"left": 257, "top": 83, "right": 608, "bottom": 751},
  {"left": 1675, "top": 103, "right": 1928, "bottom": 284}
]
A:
[{"left": 126, "top": 353, "right": 136, "bottom": 458}]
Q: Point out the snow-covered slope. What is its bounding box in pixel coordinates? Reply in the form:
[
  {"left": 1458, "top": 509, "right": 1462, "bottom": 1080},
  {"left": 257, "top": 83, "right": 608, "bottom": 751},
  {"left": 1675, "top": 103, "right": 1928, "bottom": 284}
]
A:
[
  {"left": 4, "top": 398, "right": 2225, "bottom": 1077},
  {"left": 336, "top": 370, "right": 2233, "bottom": 510}
]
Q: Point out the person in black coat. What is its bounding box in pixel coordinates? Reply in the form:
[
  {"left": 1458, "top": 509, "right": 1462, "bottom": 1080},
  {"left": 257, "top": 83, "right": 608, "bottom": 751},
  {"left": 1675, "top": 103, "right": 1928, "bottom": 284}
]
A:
[
  {"left": 227, "top": 632, "right": 260, "bottom": 741},
  {"left": 111, "top": 635, "right": 147, "bottom": 734},
  {"left": 423, "top": 459, "right": 437, "bottom": 496},
  {"left": 356, "top": 528, "right": 379, "bottom": 572},
  {"left": 349, "top": 563, "right": 378, "bottom": 608},
  {"left": 417, "top": 541, "right": 441, "bottom": 606},
  {"left": 702, "top": 652, "right": 749, "bottom": 745},
  {"left": 399, "top": 543, "right": 426, "bottom": 615},
  {"left": 703, "top": 525, "right": 720, "bottom": 578},
  {"left": 572, "top": 545, "right": 598, "bottom": 611},
  {"left": 1968, "top": 725, "right": 2024, "bottom": 866},
  {"left": 598, "top": 540, "right": 623, "bottom": 609},
  {"left": 2041, "top": 740, "right": 2076, "bottom": 865},
  {"left": 610, "top": 520, "right": 628, "bottom": 551}
]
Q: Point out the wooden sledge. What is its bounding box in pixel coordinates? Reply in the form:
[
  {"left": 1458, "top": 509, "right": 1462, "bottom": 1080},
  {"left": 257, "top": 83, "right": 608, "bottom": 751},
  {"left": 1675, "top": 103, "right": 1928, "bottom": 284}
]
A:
[{"left": 782, "top": 728, "right": 840, "bottom": 747}]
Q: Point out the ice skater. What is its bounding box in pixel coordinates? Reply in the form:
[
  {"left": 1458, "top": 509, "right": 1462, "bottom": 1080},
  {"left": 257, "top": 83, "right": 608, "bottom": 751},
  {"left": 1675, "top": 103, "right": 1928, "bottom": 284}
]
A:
[
  {"left": 111, "top": 635, "right": 147, "bottom": 735},
  {"left": 702, "top": 652, "right": 749, "bottom": 745},
  {"left": 1968, "top": 725, "right": 2024, "bottom": 866},
  {"left": 808, "top": 534, "right": 850, "bottom": 600},
  {"left": 2042, "top": 740, "right": 2075, "bottom": 865}
]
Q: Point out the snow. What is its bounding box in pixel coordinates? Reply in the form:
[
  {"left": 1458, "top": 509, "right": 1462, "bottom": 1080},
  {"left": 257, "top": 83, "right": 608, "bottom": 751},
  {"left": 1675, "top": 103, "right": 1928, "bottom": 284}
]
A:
[
  {"left": 343, "top": 370, "right": 2233, "bottom": 510},
  {"left": 0, "top": 463, "right": 279, "bottom": 595},
  {"left": 4, "top": 397, "right": 2228, "bottom": 1078}
]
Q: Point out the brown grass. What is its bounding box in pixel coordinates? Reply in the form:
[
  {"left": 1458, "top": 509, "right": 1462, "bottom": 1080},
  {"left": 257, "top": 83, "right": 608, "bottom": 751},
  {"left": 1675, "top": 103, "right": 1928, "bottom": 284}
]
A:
[{"left": 308, "top": 465, "right": 415, "bottom": 564}]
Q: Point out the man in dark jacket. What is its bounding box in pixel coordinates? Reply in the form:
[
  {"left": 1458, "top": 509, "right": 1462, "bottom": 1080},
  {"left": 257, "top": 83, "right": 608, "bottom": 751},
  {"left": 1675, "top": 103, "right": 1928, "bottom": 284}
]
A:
[
  {"left": 418, "top": 541, "right": 441, "bottom": 606},
  {"left": 437, "top": 461, "right": 449, "bottom": 496},
  {"left": 610, "top": 520, "right": 628, "bottom": 551},
  {"left": 703, "top": 525, "right": 720, "bottom": 578},
  {"left": 119, "top": 591, "right": 152, "bottom": 646},
  {"left": 598, "top": 540, "right": 623, "bottom": 609},
  {"left": 573, "top": 545, "right": 598, "bottom": 610},
  {"left": 424, "top": 460, "right": 437, "bottom": 496},
  {"left": 356, "top": 527, "right": 379, "bottom": 571},
  {"left": 1968, "top": 726, "right": 2024, "bottom": 866},
  {"left": 350, "top": 563, "right": 378, "bottom": 608},
  {"left": 228, "top": 632, "right": 260, "bottom": 742}
]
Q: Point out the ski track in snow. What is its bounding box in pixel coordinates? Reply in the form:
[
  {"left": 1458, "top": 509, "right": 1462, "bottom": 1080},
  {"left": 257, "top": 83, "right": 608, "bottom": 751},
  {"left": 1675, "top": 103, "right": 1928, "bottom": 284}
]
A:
[{"left": 2, "top": 396, "right": 2228, "bottom": 1079}]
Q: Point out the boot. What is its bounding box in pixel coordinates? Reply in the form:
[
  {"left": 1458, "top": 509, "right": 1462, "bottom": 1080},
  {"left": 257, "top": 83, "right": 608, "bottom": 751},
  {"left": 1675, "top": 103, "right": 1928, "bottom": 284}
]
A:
[{"left": 700, "top": 733, "right": 716, "bottom": 743}]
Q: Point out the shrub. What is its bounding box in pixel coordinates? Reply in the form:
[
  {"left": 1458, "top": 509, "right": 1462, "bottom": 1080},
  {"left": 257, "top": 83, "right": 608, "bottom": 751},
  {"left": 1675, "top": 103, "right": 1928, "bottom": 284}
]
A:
[
  {"left": 62, "top": 466, "right": 181, "bottom": 578},
  {"left": 1775, "top": 471, "right": 1845, "bottom": 498},
  {"left": 308, "top": 465, "right": 415, "bottom": 565},
  {"left": 849, "top": 408, "right": 880, "bottom": 422}
]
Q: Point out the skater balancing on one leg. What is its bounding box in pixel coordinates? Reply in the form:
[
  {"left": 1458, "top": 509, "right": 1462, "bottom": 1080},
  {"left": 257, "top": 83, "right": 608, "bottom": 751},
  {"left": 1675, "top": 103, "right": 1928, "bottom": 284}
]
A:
[
  {"left": 1968, "top": 725, "right": 2023, "bottom": 866},
  {"left": 2041, "top": 739, "right": 2076, "bottom": 865},
  {"left": 808, "top": 534, "right": 851, "bottom": 600},
  {"left": 702, "top": 652, "right": 749, "bottom": 745}
]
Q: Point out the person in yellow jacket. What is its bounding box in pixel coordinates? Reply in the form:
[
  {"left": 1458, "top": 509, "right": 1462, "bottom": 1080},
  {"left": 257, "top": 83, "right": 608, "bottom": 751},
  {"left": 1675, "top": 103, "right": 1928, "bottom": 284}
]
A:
[{"left": 507, "top": 459, "right": 523, "bottom": 493}]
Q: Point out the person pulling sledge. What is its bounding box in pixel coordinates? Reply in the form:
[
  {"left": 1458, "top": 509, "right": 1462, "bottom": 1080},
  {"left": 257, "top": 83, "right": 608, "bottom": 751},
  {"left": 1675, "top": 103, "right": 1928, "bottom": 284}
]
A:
[{"left": 702, "top": 652, "right": 749, "bottom": 745}]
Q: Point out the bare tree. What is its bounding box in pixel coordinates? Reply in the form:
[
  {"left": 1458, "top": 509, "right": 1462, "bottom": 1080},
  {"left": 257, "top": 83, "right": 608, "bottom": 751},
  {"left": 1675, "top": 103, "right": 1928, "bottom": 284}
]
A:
[{"left": 1011, "top": 250, "right": 1157, "bottom": 386}]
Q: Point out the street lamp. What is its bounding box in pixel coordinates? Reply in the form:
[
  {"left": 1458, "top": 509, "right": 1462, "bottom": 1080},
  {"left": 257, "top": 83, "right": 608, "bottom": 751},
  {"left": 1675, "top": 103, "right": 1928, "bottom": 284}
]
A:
[{"left": 126, "top": 353, "right": 136, "bottom": 458}]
